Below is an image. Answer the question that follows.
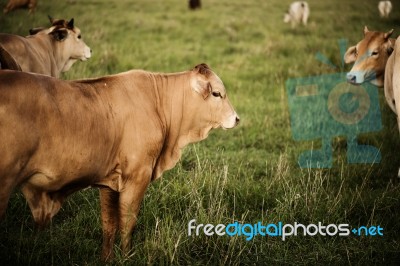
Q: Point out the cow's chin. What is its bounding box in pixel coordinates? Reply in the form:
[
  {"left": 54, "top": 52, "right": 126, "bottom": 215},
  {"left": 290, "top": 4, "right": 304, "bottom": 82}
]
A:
[
  {"left": 79, "top": 55, "right": 91, "bottom": 61},
  {"left": 347, "top": 80, "right": 363, "bottom": 86},
  {"left": 77, "top": 50, "right": 92, "bottom": 62},
  {"left": 352, "top": 76, "right": 378, "bottom": 86}
]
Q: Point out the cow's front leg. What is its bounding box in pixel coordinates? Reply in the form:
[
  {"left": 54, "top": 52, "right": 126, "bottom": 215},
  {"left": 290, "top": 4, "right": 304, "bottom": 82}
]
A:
[
  {"left": 118, "top": 173, "right": 151, "bottom": 255},
  {"left": 100, "top": 187, "right": 119, "bottom": 262}
]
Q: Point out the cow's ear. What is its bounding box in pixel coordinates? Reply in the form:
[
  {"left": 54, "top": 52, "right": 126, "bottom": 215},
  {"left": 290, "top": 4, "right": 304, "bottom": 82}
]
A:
[
  {"left": 191, "top": 78, "right": 211, "bottom": 100},
  {"left": 191, "top": 63, "right": 212, "bottom": 99},
  {"left": 387, "top": 38, "right": 396, "bottom": 55},
  {"left": 67, "top": 18, "right": 74, "bottom": 29},
  {"left": 364, "top": 26, "right": 369, "bottom": 36},
  {"left": 50, "top": 28, "right": 68, "bottom": 41},
  {"left": 192, "top": 63, "right": 212, "bottom": 77},
  {"left": 384, "top": 29, "right": 394, "bottom": 40},
  {"left": 344, "top": 45, "right": 357, "bottom": 64},
  {"left": 48, "top": 15, "right": 54, "bottom": 24}
]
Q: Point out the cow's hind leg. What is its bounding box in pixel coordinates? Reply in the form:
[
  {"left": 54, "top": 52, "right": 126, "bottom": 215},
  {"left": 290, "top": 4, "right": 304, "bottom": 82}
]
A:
[{"left": 100, "top": 187, "right": 119, "bottom": 262}]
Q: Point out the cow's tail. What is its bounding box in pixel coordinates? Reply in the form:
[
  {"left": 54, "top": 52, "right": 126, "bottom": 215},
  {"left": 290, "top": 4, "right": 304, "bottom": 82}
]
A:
[{"left": 0, "top": 45, "right": 22, "bottom": 71}]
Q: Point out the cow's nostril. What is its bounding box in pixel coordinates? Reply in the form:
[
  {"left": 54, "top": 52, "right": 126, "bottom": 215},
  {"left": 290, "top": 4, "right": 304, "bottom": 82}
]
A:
[
  {"left": 235, "top": 116, "right": 240, "bottom": 123},
  {"left": 346, "top": 73, "right": 356, "bottom": 83}
]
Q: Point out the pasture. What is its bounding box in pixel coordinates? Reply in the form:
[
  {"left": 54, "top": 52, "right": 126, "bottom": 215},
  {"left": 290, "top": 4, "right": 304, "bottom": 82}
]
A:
[{"left": 1, "top": 0, "right": 400, "bottom": 264}]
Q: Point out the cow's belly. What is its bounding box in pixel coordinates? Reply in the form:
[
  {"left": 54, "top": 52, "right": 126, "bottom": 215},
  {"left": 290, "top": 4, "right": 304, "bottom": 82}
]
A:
[
  {"left": 21, "top": 144, "right": 115, "bottom": 192},
  {"left": 23, "top": 166, "right": 105, "bottom": 192}
]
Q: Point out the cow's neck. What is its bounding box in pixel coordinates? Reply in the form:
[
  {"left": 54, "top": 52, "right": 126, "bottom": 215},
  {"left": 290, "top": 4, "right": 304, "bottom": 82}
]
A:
[
  {"left": 41, "top": 35, "right": 70, "bottom": 78},
  {"left": 51, "top": 42, "right": 70, "bottom": 78},
  {"left": 150, "top": 72, "right": 212, "bottom": 180},
  {"left": 30, "top": 34, "right": 61, "bottom": 78}
]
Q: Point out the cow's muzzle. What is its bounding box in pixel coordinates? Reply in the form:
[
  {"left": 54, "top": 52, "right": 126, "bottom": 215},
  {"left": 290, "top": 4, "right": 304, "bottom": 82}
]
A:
[
  {"left": 346, "top": 71, "right": 365, "bottom": 85},
  {"left": 222, "top": 113, "right": 240, "bottom": 129},
  {"left": 81, "top": 46, "right": 92, "bottom": 61}
]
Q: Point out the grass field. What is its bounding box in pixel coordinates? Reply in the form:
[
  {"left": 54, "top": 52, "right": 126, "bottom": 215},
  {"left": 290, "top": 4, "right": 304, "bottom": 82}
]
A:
[{"left": 1, "top": 0, "right": 400, "bottom": 265}]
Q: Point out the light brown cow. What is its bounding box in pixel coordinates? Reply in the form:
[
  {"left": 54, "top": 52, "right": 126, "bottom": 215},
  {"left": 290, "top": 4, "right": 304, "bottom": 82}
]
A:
[
  {"left": 0, "top": 63, "right": 239, "bottom": 261},
  {"left": 3, "top": 0, "right": 37, "bottom": 14},
  {"left": 384, "top": 38, "right": 400, "bottom": 128},
  {"left": 344, "top": 27, "right": 397, "bottom": 115},
  {"left": 0, "top": 17, "right": 91, "bottom": 78}
]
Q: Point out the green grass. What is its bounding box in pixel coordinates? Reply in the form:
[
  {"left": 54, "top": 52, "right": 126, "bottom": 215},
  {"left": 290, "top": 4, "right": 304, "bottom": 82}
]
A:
[{"left": 1, "top": 0, "right": 400, "bottom": 265}]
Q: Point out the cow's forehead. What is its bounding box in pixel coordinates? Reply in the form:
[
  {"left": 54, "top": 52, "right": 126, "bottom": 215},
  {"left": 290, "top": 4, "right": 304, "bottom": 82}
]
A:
[
  {"left": 47, "top": 26, "right": 81, "bottom": 35},
  {"left": 358, "top": 32, "right": 387, "bottom": 51},
  {"left": 209, "top": 73, "right": 225, "bottom": 91},
  {"left": 73, "top": 27, "right": 81, "bottom": 35}
]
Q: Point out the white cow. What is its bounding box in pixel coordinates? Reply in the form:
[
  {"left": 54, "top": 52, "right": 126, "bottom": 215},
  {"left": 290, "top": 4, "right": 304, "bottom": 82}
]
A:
[
  {"left": 378, "top": 1, "right": 392, "bottom": 18},
  {"left": 284, "top": 1, "right": 310, "bottom": 28}
]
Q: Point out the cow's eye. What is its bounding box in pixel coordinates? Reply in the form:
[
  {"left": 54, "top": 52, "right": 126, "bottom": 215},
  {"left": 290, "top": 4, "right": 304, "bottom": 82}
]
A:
[
  {"left": 78, "top": 34, "right": 82, "bottom": 39},
  {"left": 371, "top": 51, "right": 378, "bottom": 56},
  {"left": 212, "top": 91, "right": 222, "bottom": 98}
]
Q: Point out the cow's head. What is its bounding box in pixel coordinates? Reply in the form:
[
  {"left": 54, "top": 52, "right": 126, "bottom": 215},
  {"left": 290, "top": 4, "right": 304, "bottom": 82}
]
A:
[
  {"left": 344, "top": 26, "right": 395, "bottom": 87},
  {"left": 46, "top": 17, "right": 92, "bottom": 72},
  {"left": 189, "top": 63, "right": 240, "bottom": 131}
]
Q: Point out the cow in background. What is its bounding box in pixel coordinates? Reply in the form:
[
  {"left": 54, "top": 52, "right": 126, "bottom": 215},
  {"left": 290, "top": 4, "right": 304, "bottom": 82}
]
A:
[
  {"left": 3, "top": 0, "right": 37, "bottom": 14},
  {"left": 0, "top": 17, "right": 91, "bottom": 77},
  {"left": 378, "top": 1, "right": 392, "bottom": 18},
  {"left": 189, "top": 0, "right": 201, "bottom": 10},
  {"left": 284, "top": 1, "right": 310, "bottom": 28}
]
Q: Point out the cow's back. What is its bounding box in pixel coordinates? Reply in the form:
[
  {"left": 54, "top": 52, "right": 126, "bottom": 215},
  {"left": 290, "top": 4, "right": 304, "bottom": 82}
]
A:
[{"left": 0, "top": 33, "right": 51, "bottom": 75}]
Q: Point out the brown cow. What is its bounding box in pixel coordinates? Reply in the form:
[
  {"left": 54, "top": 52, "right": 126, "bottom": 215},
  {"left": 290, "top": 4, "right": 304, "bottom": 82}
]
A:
[
  {"left": 3, "top": 0, "right": 37, "bottom": 14},
  {"left": 344, "top": 27, "right": 397, "bottom": 115},
  {"left": 0, "top": 64, "right": 239, "bottom": 261},
  {"left": 344, "top": 26, "right": 395, "bottom": 87},
  {"left": 0, "top": 17, "right": 91, "bottom": 78}
]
